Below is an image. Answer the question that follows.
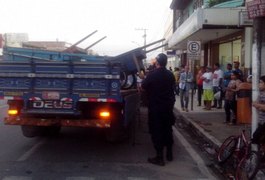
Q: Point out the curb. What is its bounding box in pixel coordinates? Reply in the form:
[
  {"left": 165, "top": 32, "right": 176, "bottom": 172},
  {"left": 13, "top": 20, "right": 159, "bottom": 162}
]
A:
[{"left": 173, "top": 107, "right": 222, "bottom": 148}]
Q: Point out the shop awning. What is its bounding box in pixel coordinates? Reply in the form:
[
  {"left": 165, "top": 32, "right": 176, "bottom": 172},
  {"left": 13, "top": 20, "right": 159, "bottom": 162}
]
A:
[{"left": 168, "top": 7, "right": 245, "bottom": 50}]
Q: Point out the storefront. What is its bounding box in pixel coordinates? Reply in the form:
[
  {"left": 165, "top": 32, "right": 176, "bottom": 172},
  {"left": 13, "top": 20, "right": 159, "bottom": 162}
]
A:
[
  {"left": 210, "top": 27, "right": 253, "bottom": 79},
  {"left": 211, "top": 31, "right": 243, "bottom": 70},
  {"left": 168, "top": 7, "right": 246, "bottom": 69}
]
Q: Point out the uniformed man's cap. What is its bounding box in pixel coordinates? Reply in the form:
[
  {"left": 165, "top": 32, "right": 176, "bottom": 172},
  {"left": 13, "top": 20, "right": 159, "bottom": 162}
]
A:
[{"left": 156, "top": 53, "right": 167, "bottom": 67}]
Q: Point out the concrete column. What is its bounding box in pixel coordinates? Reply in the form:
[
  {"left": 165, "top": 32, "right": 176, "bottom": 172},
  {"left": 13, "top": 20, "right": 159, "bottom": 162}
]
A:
[
  {"left": 244, "top": 27, "right": 253, "bottom": 70},
  {"left": 252, "top": 17, "right": 265, "bottom": 138}
]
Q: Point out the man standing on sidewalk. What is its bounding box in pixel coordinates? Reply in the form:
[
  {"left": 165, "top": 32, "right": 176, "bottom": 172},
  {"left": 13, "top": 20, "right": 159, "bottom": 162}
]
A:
[
  {"left": 223, "top": 63, "right": 233, "bottom": 89},
  {"left": 179, "top": 65, "right": 193, "bottom": 112},
  {"left": 196, "top": 66, "right": 205, "bottom": 106},
  {"left": 233, "top": 61, "right": 243, "bottom": 81},
  {"left": 141, "top": 53, "right": 176, "bottom": 166},
  {"left": 173, "top": 67, "right": 180, "bottom": 96},
  {"left": 202, "top": 66, "right": 214, "bottom": 110}
]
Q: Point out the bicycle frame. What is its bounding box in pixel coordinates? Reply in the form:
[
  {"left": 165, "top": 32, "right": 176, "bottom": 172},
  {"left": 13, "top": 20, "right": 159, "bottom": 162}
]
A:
[
  {"left": 234, "top": 130, "right": 250, "bottom": 159},
  {"left": 217, "top": 129, "right": 252, "bottom": 179}
]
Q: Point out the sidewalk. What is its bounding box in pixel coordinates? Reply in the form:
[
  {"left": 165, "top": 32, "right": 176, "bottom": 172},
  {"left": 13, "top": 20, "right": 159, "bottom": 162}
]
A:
[
  {"left": 173, "top": 93, "right": 251, "bottom": 148},
  {"left": 173, "top": 93, "right": 265, "bottom": 179}
]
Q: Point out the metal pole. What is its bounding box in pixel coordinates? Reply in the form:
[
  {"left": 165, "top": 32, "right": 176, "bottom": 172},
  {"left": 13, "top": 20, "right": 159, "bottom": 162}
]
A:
[
  {"left": 145, "top": 44, "right": 167, "bottom": 54},
  {"left": 142, "top": 38, "right": 165, "bottom": 50},
  {"left": 191, "top": 59, "right": 195, "bottom": 111},
  {"left": 143, "top": 29, "right": 146, "bottom": 51},
  {"left": 135, "top": 28, "right": 148, "bottom": 65},
  {"left": 143, "top": 29, "right": 147, "bottom": 65},
  {"left": 63, "top": 30, "right": 98, "bottom": 52},
  {"left": 85, "top": 36, "right": 107, "bottom": 51}
]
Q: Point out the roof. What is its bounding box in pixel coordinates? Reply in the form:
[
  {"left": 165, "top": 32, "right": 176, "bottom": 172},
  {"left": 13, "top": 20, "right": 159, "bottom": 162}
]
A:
[{"left": 22, "top": 41, "right": 67, "bottom": 51}]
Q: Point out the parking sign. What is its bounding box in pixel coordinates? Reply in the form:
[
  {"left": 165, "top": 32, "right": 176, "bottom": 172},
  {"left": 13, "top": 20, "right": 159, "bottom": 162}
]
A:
[{"left": 187, "top": 41, "right": 201, "bottom": 60}]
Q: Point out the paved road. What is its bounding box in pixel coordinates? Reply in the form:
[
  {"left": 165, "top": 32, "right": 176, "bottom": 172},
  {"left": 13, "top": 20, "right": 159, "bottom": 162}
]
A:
[{"left": 0, "top": 105, "right": 220, "bottom": 180}]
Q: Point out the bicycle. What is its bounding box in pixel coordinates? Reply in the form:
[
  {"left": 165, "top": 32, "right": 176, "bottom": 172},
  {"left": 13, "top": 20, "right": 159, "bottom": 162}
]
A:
[
  {"left": 217, "top": 130, "right": 250, "bottom": 165},
  {"left": 235, "top": 144, "right": 265, "bottom": 180}
]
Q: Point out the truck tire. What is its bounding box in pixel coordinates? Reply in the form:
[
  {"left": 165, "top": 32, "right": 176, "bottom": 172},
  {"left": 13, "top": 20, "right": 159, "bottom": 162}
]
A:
[
  {"left": 21, "top": 125, "right": 41, "bottom": 138},
  {"left": 120, "top": 73, "right": 136, "bottom": 90}
]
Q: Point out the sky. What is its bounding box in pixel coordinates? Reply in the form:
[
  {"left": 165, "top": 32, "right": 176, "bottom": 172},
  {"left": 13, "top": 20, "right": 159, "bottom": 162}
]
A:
[{"left": 0, "top": 0, "right": 172, "bottom": 58}]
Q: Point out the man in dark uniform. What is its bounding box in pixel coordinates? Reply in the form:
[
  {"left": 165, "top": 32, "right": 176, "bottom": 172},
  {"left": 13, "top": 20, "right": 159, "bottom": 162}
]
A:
[{"left": 141, "top": 53, "right": 176, "bottom": 166}]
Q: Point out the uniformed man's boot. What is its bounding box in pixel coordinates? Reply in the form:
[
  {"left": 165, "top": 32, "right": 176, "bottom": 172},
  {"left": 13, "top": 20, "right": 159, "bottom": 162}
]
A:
[{"left": 147, "top": 150, "right": 165, "bottom": 166}]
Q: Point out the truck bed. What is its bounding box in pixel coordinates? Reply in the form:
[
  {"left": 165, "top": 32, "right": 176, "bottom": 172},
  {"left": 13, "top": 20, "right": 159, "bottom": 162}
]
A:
[{"left": 0, "top": 60, "right": 122, "bottom": 114}]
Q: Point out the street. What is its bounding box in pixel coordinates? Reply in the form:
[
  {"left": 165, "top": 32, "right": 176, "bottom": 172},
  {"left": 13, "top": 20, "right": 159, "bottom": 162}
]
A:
[{"left": 0, "top": 104, "right": 223, "bottom": 180}]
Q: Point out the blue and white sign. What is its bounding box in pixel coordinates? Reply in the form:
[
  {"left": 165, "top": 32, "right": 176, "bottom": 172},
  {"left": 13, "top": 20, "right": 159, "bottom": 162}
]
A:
[{"left": 187, "top": 41, "right": 201, "bottom": 60}]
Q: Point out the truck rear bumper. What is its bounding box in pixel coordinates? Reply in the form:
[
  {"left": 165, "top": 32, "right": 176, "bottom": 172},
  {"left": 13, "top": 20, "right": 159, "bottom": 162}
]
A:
[{"left": 4, "top": 117, "right": 111, "bottom": 128}]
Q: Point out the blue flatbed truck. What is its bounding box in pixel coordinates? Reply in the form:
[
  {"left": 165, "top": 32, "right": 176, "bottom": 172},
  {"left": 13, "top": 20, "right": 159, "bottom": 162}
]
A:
[{"left": 0, "top": 46, "right": 147, "bottom": 141}]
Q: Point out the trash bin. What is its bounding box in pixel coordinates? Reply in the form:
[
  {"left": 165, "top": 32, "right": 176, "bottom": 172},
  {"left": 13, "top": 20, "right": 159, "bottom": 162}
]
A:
[{"left": 237, "top": 83, "right": 252, "bottom": 124}]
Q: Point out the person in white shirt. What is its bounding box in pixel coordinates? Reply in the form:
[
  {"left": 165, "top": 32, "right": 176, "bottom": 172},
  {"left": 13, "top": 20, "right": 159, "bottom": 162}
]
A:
[
  {"left": 212, "top": 63, "right": 224, "bottom": 109},
  {"left": 201, "top": 66, "right": 214, "bottom": 110}
]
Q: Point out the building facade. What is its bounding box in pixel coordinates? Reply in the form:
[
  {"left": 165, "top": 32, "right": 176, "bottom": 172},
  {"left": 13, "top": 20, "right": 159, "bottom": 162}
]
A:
[{"left": 167, "top": 0, "right": 253, "bottom": 79}]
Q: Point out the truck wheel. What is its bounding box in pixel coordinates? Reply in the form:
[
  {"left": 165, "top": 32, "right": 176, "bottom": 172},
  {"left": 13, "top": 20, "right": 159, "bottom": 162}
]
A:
[
  {"left": 21, "top": 126, "right": 41, "bottom": 138},
  {"left": 120, "top": 73, "right": 136, "bottom": 90}
]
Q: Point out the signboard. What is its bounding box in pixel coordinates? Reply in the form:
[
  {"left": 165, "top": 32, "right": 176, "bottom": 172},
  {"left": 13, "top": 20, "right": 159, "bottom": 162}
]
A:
[
  {"left": 187, "top": 41, "right": 201, "bottom": 60},
  {"left": 166, "top": 50, "right": 176, "bottom": 55},
  {"left": 239, "top": 11, "right": 253, "bottom": 26},
  {"left": 246, "top": 0, "right": 265, "bottom": 19}
]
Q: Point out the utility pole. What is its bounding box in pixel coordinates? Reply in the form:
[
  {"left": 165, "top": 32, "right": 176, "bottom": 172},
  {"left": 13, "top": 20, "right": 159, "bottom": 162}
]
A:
[
  {"left": 246, "top": 0, "right": 265, "bottom": 149},
  {"left": 135, "top": 28, "right": 148, "bottom": 65}
]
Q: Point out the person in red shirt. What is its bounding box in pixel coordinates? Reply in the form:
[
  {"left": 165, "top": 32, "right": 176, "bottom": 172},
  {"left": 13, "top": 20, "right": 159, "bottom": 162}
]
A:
[{"left": 196, "top": 66, "right": 206, "bottom": 106}]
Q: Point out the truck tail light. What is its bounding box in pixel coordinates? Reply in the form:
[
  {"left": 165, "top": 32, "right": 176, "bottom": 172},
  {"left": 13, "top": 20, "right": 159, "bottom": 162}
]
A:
[
  {"left": 99, "top": 111, "right": 110, "bottom": 118},
  {"left": 8, "top": 109, "right": 18, "bottom": 115}
]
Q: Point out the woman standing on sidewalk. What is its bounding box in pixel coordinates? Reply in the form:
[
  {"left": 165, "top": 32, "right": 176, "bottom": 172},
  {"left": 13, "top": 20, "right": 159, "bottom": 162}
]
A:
[{"left": 224, "top": 71, "right": 241, "bottom": 124}]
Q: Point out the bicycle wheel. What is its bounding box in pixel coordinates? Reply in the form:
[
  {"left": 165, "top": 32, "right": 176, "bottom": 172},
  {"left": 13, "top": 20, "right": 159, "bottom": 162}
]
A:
[
  {"left": 235, "top": 151, "right": 260, "bottom": 180},
  {"left": 217, "top": 136, "right": 237, "bottom": 163}
]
